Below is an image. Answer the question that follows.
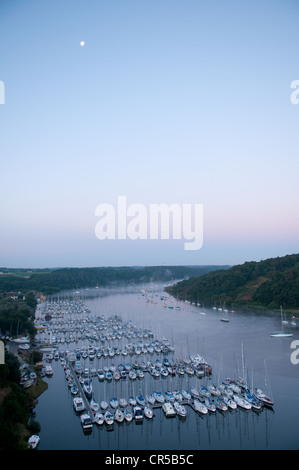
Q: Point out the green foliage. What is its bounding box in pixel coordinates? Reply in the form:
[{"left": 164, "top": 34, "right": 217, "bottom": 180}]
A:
[
  {"left": 27, "top": 418, "right": 41, "bottom": 434},
  {"left": 0, "top": 352, "right": 33, "bottom": 450},
  {"left": 25, "top": 291, "right": 37, "bottom": 309},
  {"left": 0, "top": 298, "right": 36, "bottom": 338},
  {"left": 0, "top": 265, "right": 228, "bottom": 295},
  {"left": 166, "top": 254, "right": 299, "bottom": 309}
]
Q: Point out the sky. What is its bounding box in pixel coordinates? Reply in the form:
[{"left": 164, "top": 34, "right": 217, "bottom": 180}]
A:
[{"left": 0, "top": 0, "right": 299, "bottom": 268}]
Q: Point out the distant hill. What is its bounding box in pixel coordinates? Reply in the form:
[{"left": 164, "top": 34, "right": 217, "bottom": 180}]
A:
[
  {"left": 0, "top": 265, "right": 228, "bottom": 295},
  {"left": 165, "top": 254, "right": 299, "bottom": 310}
]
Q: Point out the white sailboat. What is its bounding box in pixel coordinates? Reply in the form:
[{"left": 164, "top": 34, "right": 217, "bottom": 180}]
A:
[
  {"left": 199, "top": 302, "right": 206, "bottom": 316},
  {"left": 94, "top": 411, "right": 104, "bottom": 425},
  {"left": 174, "top": 401, "right": 187, "bottom": 418},
  {"left": 233, "top": 394, "right": 252, "bottom": 410},
  {"left": 114, "top": 408, "right": 125, "bottom": 423},
  {"left": 271, "top": 306, "right": 293, "bottom": 337},
  {"left": 253, "top": 359, "right": 274, "bottom": 407},
  {"left": 144, "top": 406, "right": 154, "bottom": 419},
  {"left": 193, "top": 399, "right": 208, "bottom": 415},
  {"left": 124, "top": 408, "right": 133, "bottom": 422},
  {"left": 220, "top": 307, "right": 229, "bottom": 322}
]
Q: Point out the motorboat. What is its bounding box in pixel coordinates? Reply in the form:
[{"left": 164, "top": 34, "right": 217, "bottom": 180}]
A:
[
  {"left": 45, "top": 365, "right": 53, "bottom": 376},
  {"left": 162, "top": 402, "right": 176, "bottom": 417},
  {"left": 73, "top": 396, "right": 85, "bottom": 412},
  {"left": 28, "top": 435, "right": 40, "bottom": 449},
  {"left": 80, "top": 413, "right": 93, "bottom": 431},
  {"left": 133, "top": 405, "right": 143, "bottom": 421}
]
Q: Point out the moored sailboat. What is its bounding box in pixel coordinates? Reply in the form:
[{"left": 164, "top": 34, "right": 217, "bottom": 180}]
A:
[
  {"left": 271, "top": 306, "right": 293, "bottom": 337},
  {"left": 193, "top": 399, "right": 208, "bottom": 415},
  {"left": 174, "top": 401, "right": 187, "bottom": 418},
  {"left": 104, "top": 410, "right": 114, "bottom": 426},
  {"left": 94, "top": 411, "right": 104, "bottom": 425},
  {"left": 144, "top": 406, "right": 154, "bottom": 419},
  {"left": 233, "top": 394, "right": 252, "bottom": 410}
]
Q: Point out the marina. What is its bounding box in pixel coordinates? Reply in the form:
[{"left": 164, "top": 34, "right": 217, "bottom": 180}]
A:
[
  {"left": 34, "top": 299, "right": 274, "bottom": 432},
  {"left": 28, "top": 284, "right": 299, "bottom": 450}
]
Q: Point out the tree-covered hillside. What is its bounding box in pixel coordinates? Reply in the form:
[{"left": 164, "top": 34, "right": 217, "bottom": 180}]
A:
[
  {"left": 165, "top": 254, "right": 299, "bottom": 310},
  {"left": 0, "top": 265, "right": 228, "bottom": 295}
]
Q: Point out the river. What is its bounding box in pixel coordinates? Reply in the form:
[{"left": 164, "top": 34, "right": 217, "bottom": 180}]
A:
[{"left": 33, "top": 283, "right": 299, "bottom": 451}]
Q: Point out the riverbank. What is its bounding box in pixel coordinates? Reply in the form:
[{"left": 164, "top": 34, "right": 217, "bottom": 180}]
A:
[{"left": 0, "top": 344, "right": 48, "bottom": 450}]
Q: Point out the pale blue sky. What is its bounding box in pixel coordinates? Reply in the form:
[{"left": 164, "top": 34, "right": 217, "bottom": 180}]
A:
[{"left": 0, "top": 0, "right": 299, "bottom": 268}]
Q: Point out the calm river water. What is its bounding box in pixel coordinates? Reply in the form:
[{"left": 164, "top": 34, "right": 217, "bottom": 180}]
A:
[{"left": 33, "top": 283, "right": 299, "bottom": 451}]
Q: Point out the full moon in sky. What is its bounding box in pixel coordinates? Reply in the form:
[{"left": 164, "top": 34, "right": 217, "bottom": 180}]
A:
[{"left": 80, "top": 41, "right": 85, "bottom": 46}]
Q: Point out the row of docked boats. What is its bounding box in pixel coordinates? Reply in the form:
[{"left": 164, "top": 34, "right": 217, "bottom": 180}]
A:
[
  {"left": 64, "top": 350, "right": 212, "bottom": 382},
  {"left": 35, "top": 300, "right": 163, "bottom": 348},
  {"left": 76, "top": 394, "right": 154, "bottom": 432},
  {"left": 79, "top": 404, "right": 153, "bottom": 432},
  {"left": 76, "top": 381, "right": 273, "bottom": 433}
]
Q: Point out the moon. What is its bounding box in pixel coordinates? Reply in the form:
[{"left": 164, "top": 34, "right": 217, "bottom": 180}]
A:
[{"left": 80, "top": 41, "right": 85, "bottom": 47}]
